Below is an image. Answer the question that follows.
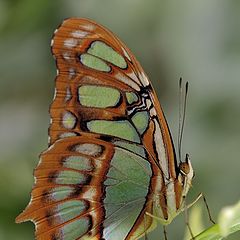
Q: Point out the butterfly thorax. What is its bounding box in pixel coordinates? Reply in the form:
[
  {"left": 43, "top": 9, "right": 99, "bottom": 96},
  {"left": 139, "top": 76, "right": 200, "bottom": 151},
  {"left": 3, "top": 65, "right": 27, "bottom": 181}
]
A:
[{"left": 150, "top": 157, "right": 194, "bottom": 226}]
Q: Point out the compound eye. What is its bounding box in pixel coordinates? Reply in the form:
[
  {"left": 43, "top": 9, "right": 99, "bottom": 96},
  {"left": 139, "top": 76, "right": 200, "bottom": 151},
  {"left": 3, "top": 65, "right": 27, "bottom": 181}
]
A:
[{"left": 179, "top": 162, "right": 190, "bottom": 175}]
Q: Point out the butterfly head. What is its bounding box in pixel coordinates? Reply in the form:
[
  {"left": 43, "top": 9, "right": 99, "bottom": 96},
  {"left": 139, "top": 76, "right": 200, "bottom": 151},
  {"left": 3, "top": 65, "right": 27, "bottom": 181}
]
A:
[{"left": 178, "top": 153, "right": 194, "bottom": 198}]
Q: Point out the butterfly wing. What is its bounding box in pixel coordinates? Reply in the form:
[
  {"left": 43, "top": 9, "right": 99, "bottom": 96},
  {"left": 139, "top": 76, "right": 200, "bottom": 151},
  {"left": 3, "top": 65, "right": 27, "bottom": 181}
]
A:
[
  {"left": 16, "top": 135, "right": 153, "bottom": 239},
  {"left": 16, "top": 18, "right": 183, "bottom": 240},
  {"left": 50, "top": 18, "right": 177, "bottom": 186}
]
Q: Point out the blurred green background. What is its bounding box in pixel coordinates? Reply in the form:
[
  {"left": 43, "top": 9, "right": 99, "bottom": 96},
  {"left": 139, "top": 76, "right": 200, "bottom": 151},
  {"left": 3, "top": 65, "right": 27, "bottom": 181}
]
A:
[{"left": 0, "top": 0, "right": 240, "bottom": 239}]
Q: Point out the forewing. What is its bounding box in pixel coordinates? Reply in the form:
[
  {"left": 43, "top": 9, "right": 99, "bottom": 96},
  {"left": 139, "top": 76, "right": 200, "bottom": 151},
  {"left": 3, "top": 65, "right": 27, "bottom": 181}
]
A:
[{"left": 49, "top": 18, "right": 176, "bottom": 182}]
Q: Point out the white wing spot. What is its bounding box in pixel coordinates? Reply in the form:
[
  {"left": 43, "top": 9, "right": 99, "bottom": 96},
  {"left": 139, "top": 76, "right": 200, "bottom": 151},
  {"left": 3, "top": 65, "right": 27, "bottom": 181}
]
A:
[
  {"left": 65, "top": 87, "right": 72, "bottom": 102},
  {"left": 53, "top": 88, "right": 57, "bottom": 101},
  {"left": 122, "top": 47, "right": 131, "bottom": 61},
  {"left": 64, "top": 38, "right": 78, "bottom": 48},
  {"left": 74, "top": 143, "right": 102, "bottom": 156},
  {"left": 146, "top": 99, "right": 152, "bottom": 109},
  {"left": 153, "top": 118, "right": 168, "bottom": 179},
  {"left": 81, "top": 24, "right": 95, "bottom": 31},
  {"left": 48, "top": 136, "right": 51, "bottom": 145},
  {"left": 81, "top": 188, "right": 97, "bottom": 200},
  {"left": 71, "top": 30, "right": 88, "bottom": 38},
  {"left": 128, "top": 71, "right": 141, "bottom": 85},
  {"left": 51, "top": 39, "right": 54, "bottom": 47},
  {"left": 69, "top": 68, "right": 76, "bottom": 79},
  {"left": 62, "top": 111, "right": 77, "bottom": 129},
  {"left": 115, "top": 72, "right": 140, "bottom": 91},
  {"left": 150, "top": 107, "right": 157, "bottom": 117},
  {"left": 59, "top": 132, "right": 77, "bottom": 139},
  {"left": 63, "top": 52, "right": 71, "bottom": 60},
  {"left": 139, "top": 71, "right": 149, "bottom": 87}
]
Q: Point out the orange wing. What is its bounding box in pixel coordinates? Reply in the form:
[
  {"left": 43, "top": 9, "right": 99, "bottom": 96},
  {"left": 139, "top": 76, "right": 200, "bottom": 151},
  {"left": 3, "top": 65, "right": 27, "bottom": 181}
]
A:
[
  {"left": 49, "top": 18, "right": 177, "bottom": 182},
  {"left": 16, "top": 18, "right": 192, "bottom": 240}
]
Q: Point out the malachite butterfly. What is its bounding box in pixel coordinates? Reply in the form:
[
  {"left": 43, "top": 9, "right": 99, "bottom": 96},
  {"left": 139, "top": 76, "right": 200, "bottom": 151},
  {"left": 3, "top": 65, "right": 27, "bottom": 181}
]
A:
[{"left": 16, "top": 18, "right": 194, "bottom": 240}]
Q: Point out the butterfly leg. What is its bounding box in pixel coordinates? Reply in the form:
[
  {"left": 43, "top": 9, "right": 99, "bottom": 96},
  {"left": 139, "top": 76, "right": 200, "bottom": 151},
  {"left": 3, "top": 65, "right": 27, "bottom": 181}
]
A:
[
  {"left": 200, "top": 193, "right": 215, "bottom": 224},
  {"left": 143, "top": 213, "right": 149, "bottom": 240},
  {"left": 184, "top": 193, "right": 215, "bottom": 239},
  {"left": 186, "top": 193, "right": 215, "bottom": 224},
  {"left": 183, "top": 196, "right": 196, "bottom": 239},
  {"left": 163, "top": 226, "right": 168, "bottom": 240}
]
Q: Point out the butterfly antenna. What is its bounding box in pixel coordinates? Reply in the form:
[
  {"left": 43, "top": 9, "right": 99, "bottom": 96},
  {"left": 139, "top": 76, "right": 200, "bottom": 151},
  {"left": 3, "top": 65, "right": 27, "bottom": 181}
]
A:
[
  {"left": 178, "top": 78, "right": 183, "bottom": 163},
  {"left": 179, "top": 80, "right": 189, "bottom": 163}
]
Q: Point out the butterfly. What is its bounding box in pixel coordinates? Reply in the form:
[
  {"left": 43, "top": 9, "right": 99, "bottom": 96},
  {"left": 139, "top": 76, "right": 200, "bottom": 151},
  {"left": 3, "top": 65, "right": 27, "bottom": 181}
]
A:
[{"left": 16, "top": 18, "right": 194, "bottom": 240}]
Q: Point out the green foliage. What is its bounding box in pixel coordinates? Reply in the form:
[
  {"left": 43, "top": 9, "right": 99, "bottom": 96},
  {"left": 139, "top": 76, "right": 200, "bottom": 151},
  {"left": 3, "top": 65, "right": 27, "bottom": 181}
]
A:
[{"left": 185, "top": 200, "right": 240, "bottom": 240}]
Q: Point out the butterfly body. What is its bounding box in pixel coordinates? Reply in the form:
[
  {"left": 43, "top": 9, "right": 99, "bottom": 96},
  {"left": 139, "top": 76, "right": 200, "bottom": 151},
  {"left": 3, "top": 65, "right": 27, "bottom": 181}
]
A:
[{"left": 16, "top": 18, "right": 194, "bottom": 240}]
